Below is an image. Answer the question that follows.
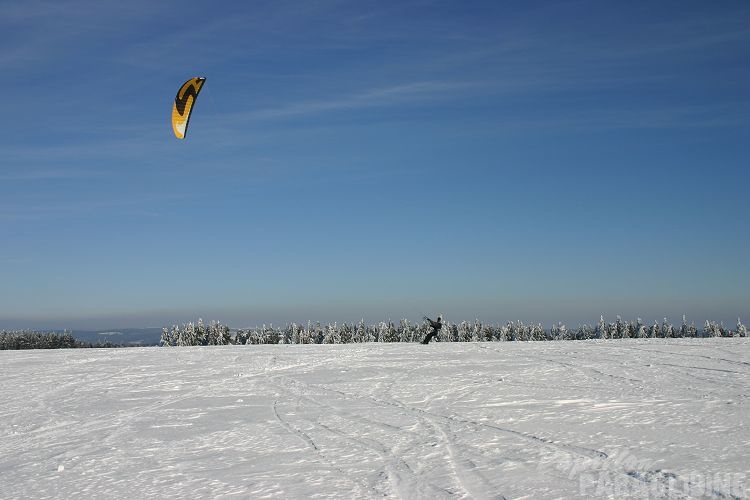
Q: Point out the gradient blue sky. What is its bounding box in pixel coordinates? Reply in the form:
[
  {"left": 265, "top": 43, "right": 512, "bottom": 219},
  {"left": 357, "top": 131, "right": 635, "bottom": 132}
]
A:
[{"left": 2, "top": 0, "right": 748, "bottom": 330}]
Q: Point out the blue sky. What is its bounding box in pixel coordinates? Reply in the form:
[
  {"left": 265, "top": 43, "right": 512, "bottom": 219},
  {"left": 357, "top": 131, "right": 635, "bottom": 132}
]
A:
[{"left": 1, "top": 0, "right": 748, "bottom": 330}]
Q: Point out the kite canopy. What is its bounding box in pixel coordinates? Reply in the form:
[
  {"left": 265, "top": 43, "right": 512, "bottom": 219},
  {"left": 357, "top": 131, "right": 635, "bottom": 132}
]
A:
[{"left": 172, "top": 77, "right": 206, "bottom": 139}]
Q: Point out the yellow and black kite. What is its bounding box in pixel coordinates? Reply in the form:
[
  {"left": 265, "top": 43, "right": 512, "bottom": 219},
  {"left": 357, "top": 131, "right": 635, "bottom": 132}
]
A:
[{"left": 172, "top": 77, "right": 206, "bottom": 139}]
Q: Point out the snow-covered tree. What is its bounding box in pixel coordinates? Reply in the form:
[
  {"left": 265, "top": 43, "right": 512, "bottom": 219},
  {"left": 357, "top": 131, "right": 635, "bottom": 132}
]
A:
[
  {"left": 439, "top": 321, "right": 457, "bottom": 342},
  {"left": 471, "top": 320, "right": 482, "bottom": 342},
  {"left": 457, "top": 321, "right": 470, "bottom": 342},
  {"left": 172, "top": 325, "right": 190, "bottom": 347},
  {"left": 340, "top": 322, "right": 353, "bottom": 344},
  {"left": 551, "top": 322, "right": 568, "bottom": 341},
  {"left": 297, "top": 323, "right": 307, "bottom": 344},
  {"left": 649, "top": 320, "right": 660, "bottom": 338},
  {"left": 235, "top": 329, "right": 248, "bottom": 345},
  {"left": 380, "top": 320, "right": 398, "bottom": 342},
  {"left": 207, "top": 321, "right": 230, "bottom": 345},
  {"left": 596, "top": 315, "right": 607, "bottom": 339},
  {"left": 397, "top": 319, "right": 412, "bottom": 343},
  {"left": 479, "top": 322, "right": 493, "bottom": 342},
  {"left": 313, "top": 322, "right": 325, "bottom": 344},
  {"left": 736, "top": 318, "right": 747, "bottom": 337},
  {"left": 323, "top": 323, "right": 341, "bottom": 344},
  {"left": 702, "top": 320, "right": 721, "bottom": 338},
  {"left": 633, "top": 317, "right": 646, "bottom": 339},
  {"left": 679, "top": 315, "right": 689, "bottom": 338},
  {"left": 496, "top": 323, "right": 509, "bottom": 341},
  {"left": 661, "top": 318, "right": 673, "bottom": 339},
  {"left": 184, "top": 322, "right": 198, "bottom": 346},
  {"left": 366, "top": 322, "right": 377, "bottom": 343},
  {"left": 352, "top": 319, "right": 365, "bottom": 343},
  {"left": 268, "top": 324, "right": 281, "bottom": 344},
  {"left": 160, "top": 327, "right": 173, "bottom": 346},
  {"left": 613, "top": 315, "right": 624, "bottom": 339},
  {"left": 196, "top": 318, "right": 206, "bottom": 345},
  {"left": 289, "top": 324, "right": 299, "bottom": 343},
  {"left": 530, "top": 323, "right": 546, "bottom": 341},
  {"left": 278, "top": 327, "right": 289, "bottom": 344},
  {"left": 504, "top": 321, "right": 515, "bottom": 341},
  {"left": 573, "top": 324, "right": 591, "bottom": 340},
  {"left": 376, "top": 321, "right": 387, "bottom": 343}
]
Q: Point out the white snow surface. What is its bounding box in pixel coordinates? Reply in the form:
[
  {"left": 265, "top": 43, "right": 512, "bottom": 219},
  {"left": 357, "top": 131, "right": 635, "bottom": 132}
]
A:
[{"left": 1, "top": 339, "right": 748, "bottom": 499}]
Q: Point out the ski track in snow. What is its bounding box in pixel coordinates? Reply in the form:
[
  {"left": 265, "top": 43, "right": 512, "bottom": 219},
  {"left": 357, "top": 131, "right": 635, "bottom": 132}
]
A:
[{"left": 1, "top": 338, "right": 748, "bottom": 499}]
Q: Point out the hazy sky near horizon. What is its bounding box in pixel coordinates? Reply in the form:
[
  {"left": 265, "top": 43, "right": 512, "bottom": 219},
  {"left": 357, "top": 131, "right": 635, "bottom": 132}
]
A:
[{"left": 1, "top": 0, "right": 748, "bottom": 330}]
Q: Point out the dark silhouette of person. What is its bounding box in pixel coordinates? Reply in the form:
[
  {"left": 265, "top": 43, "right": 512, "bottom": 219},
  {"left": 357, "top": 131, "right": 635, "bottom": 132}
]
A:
[{"left": 421, "top": 315, "right": 443, "bottom": 344}]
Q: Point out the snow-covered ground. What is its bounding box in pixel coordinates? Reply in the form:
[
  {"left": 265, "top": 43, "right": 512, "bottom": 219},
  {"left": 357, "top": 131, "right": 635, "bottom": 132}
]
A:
[{"left": 1, "top": 339, "right": 748, "bottom": 499}]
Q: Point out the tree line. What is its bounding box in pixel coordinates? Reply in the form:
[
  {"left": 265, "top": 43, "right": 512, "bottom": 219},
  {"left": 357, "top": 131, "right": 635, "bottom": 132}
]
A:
[
  {"left": 159, "top": 316, "right": 748, "bottom": 347},
  {"left": 2, "top": 315, "right": 746, "bottom": 350},
  {"left": 0, "top": 330, "right": 126, "bottom": 350}
]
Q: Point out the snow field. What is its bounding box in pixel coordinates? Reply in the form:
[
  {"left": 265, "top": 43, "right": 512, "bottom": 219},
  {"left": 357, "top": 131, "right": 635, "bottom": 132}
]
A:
[{"left": 1, "top": 338, "right": 748, "bottom": 499}]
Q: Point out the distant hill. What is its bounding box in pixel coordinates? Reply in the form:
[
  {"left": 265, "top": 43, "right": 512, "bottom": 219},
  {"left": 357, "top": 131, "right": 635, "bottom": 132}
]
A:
[{"left": 72, "top": 328, "right": 162, "bottom": 346}]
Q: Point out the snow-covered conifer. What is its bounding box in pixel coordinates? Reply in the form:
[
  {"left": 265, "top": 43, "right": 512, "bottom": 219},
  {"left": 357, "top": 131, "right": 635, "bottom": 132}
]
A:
[
  {"left": 457, "top": 321, "right": 470, "bottom": 342},
  {"left": 244, "top": 328, "right": 256, "bottom": 345},
  {"left": 614, "top": 315, "right": 624, "bottom": 339},
  {"left": 471, "top": 320, "right": 482, "bottom": 342},
  {"left": 187, "top": 323, "right": 202, "bottom": 346},
  {"left": 206, "top": 321, "right": 223, "bottom": 345},
  {"left": 353, "top": 319, "right": 365, "bottom": 343},
  {"left": 323, "top": 323, "right": 341, "bottom": 344},
  {"left": 624, "top": 320, "right": 634, "bottom": 339},
  {"left": 196, "top": 318, "right": 207, "bottom": 345},
  {"left": 173, "top": 324, "right": 187, "bottom": 346},
  {"left": 634, "top": 323, "right": 646, "bottom": 339},
  {"left": 513, "top": 321, "right": 529, "bottom": 342},
  {"left": 376, "top": 321, "right": 387, "bottom": 342},
  {"left": 398, "top": 319, "right": 412, "bottom": 342},
  {"left": 661, "top": 318, "right": 673, "bottom": 339},
  {"left": 383, "top": 320, "right": 398, "bottom": 342},
  {"left": 551, "top": 322, "right": 568, "bottom": 341},
  {"left": 530, "top": 323, "right": 546, "bottom": 341},
  {"left": 575, "top": 324, "right": 592, "bottom": 340},
  {"left": 366, "top": 323, "right": 376, "bottom": 343},
  {"left": 160, "top": 327, "right": 173, "bottom": 346},
  {"left": 507, "top": 321, "right": 518, "bottom": 341},
  {"left": 294, "top": 323, "right": 302, "bottom": 344},
  {"left": 297, "top": 322, "right": 307, "bottom": 344},
  {"left": 636, "top": 321, "right": 645, "bottom": 338},
  {"left": 235, "top": 329, "right": 248, "bottom": 345},
  {"left": 701, "top": 320, "right": 721, "bottom": 338},
  {"left": 312, "top": 322, "right": 323, "bottom": 344},
  {"left": 437, "top": 320, "right": 454, "bottom": 342},
  {"left": 496, "top": 323, "right": 509, "bottom": 341},
  {"left": 711, "top": 321, "right": 722, "bottom": 337},
  {"left": 680, "top": 315, "right": 689, "bottom": 338},
  {"left": 650, "top": 320, "right": 659, "bottom": 338},
  {"left": 258, "top": 325, "right": 268, "bottom": 344},
  {"left": 596, "top": 315, "right": 606, "bottom": 339},
  {"left": 737, "top": 318, "right": 747, "bottom": 337},
  {"left": 266, "top": 324, "right": 280, "bottom": 344},
  {"left": 340, "top": 322, "right": 353, "bottom": 344}
]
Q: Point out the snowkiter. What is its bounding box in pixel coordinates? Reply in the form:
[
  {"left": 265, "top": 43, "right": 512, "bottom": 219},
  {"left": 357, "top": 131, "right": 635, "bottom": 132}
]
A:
[{"left": 421, "top": 315, "right": 443, "bottom": 344}]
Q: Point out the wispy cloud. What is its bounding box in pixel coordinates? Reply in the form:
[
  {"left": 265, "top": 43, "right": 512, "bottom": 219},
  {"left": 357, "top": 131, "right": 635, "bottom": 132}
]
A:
[
  {"left": 0, "top": 169, "right": 106, "bottom": 182},
  {"left": 0, "top": 1, "right": 172, "bottom": 69},
  {"left": 469, "top": 101, "right": 750, "bottom": 133},
  {"left": 0, "top": 192, "right": 186, "bottom": 222},
  {"left": 229, "top": 80, "right": 484, "bottom": 122}
]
